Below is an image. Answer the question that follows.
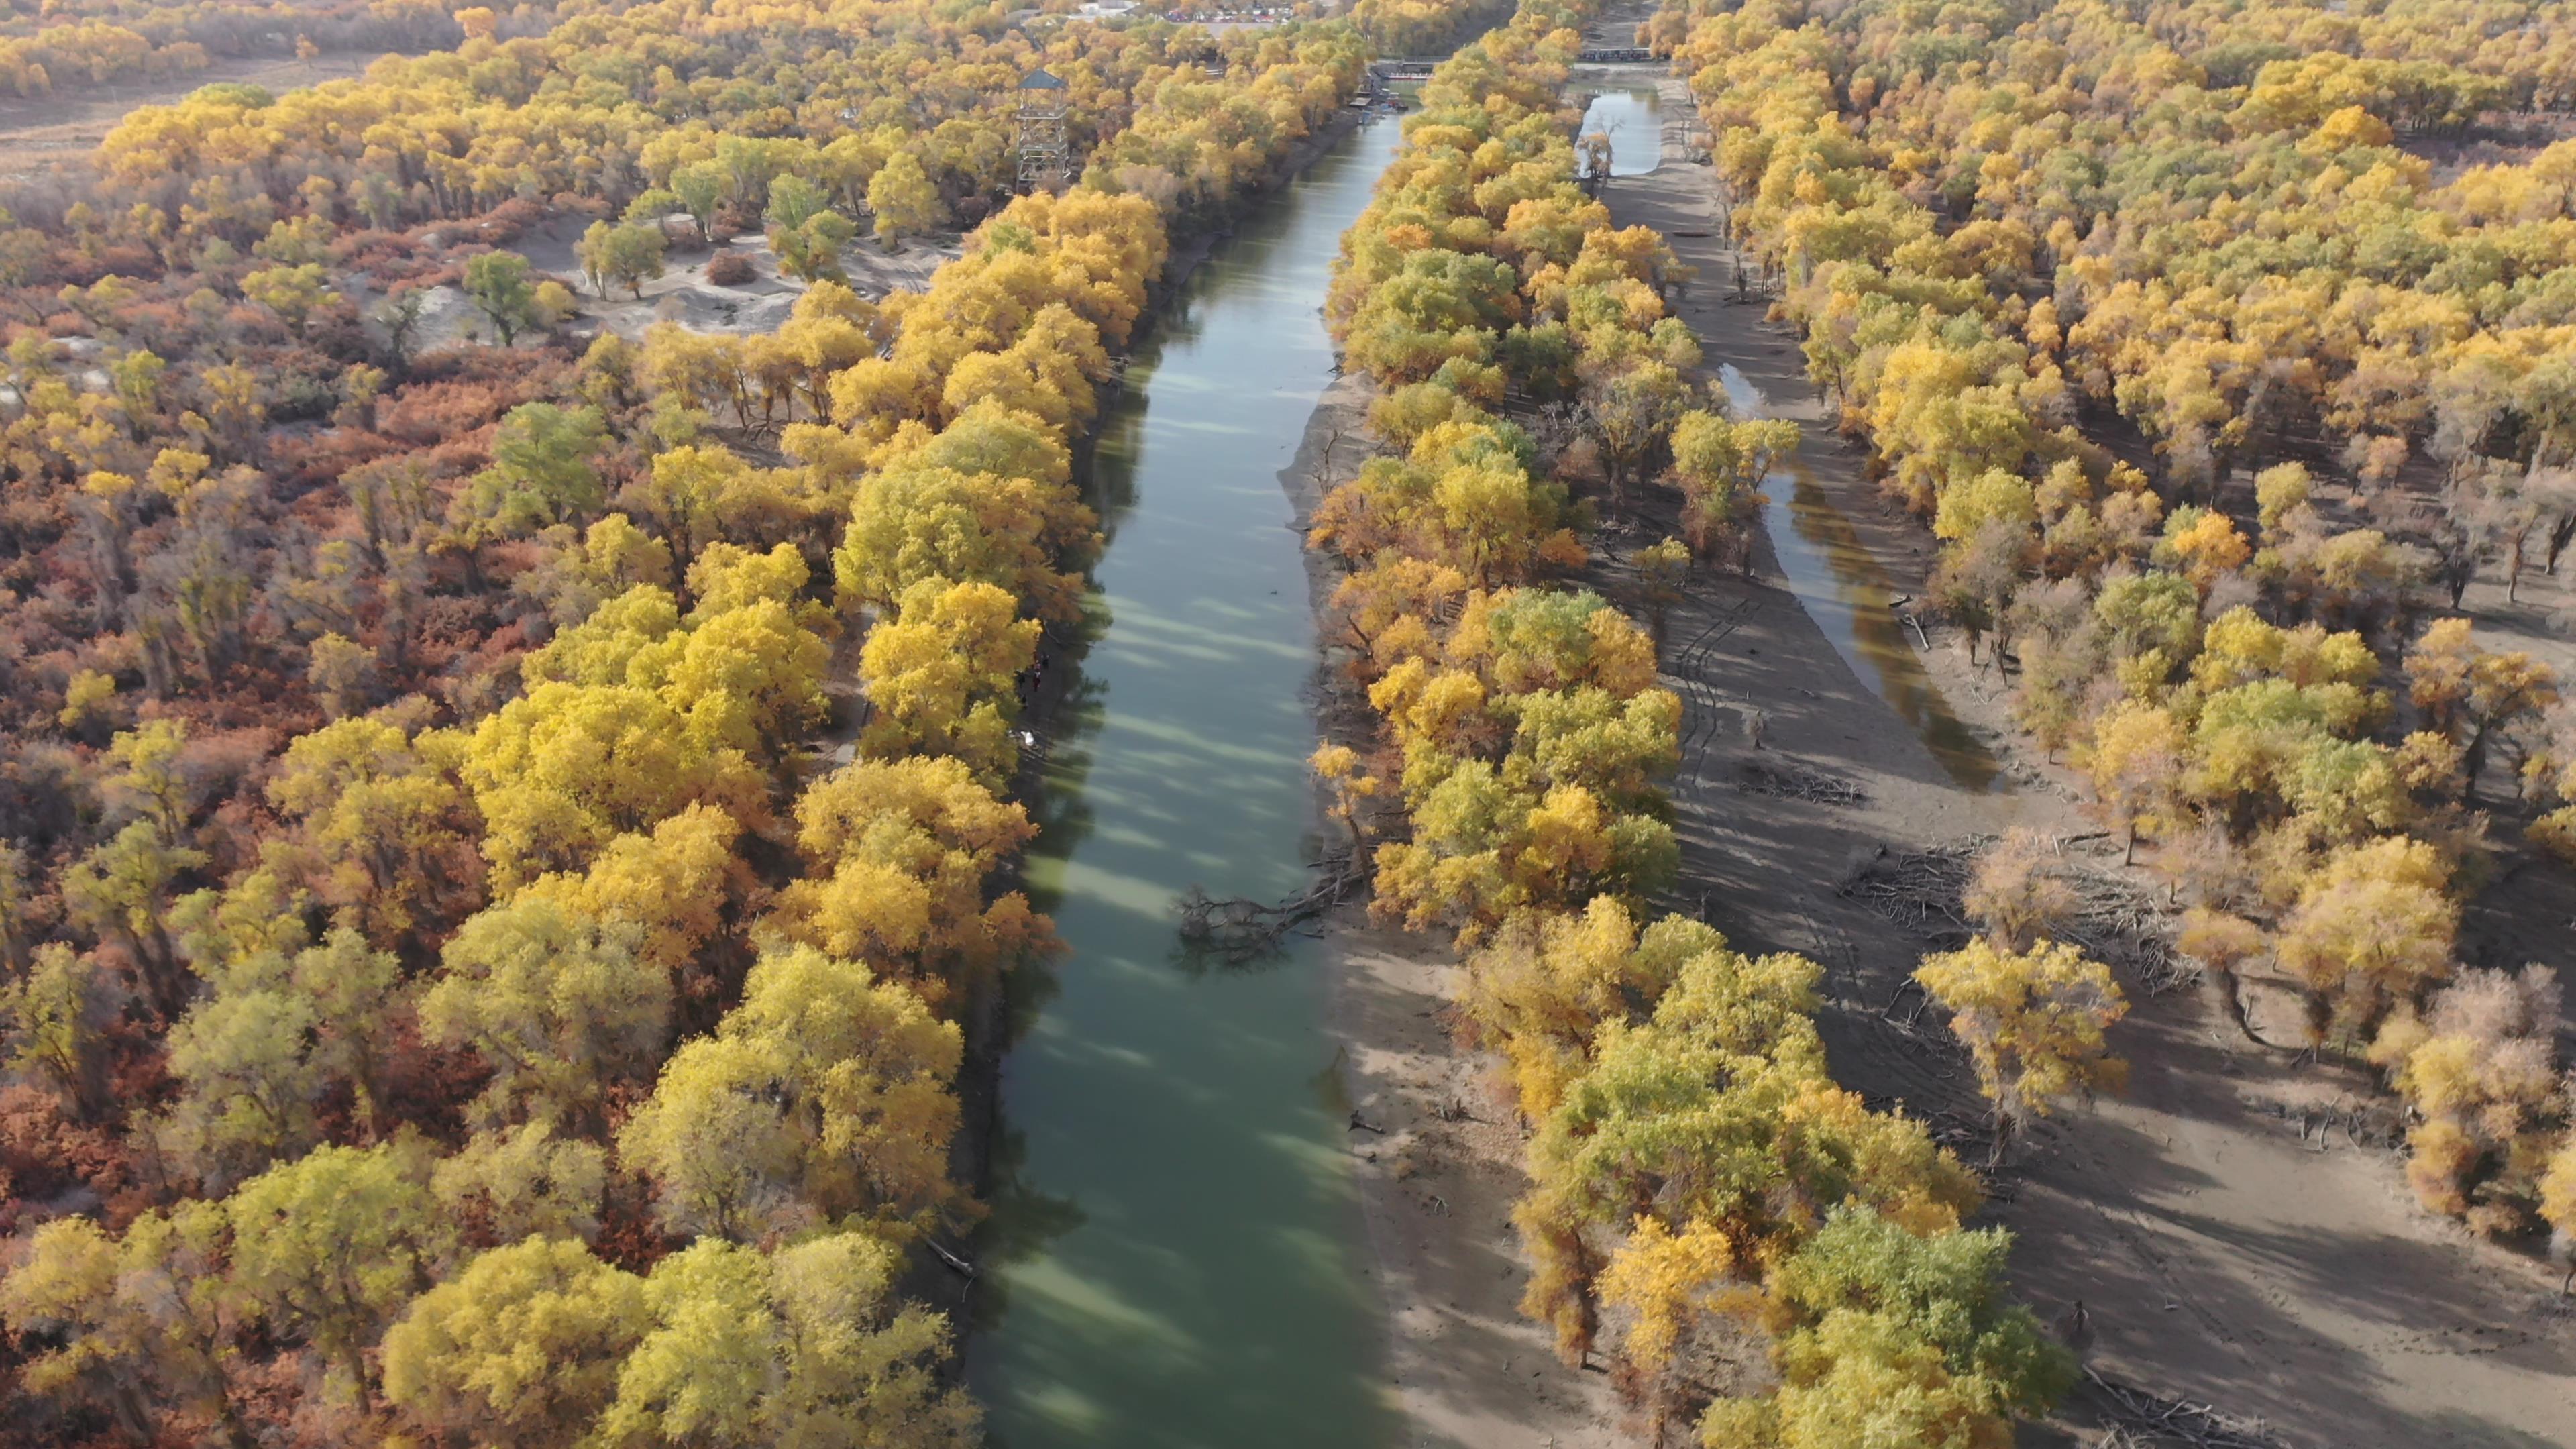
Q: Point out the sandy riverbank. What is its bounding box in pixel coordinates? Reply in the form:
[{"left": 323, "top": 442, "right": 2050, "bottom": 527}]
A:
[{"left": 1278, "top": 366, "right": 1630, "bottom": 1448}]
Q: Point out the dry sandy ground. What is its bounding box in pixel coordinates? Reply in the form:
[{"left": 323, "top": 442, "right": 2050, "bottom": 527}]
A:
[
  {"left": 1582, "top": 72, "right": 2576, "bottom": 1448},
  {"left": 382, "top": 222, "right": 965, "bottom": 356}
]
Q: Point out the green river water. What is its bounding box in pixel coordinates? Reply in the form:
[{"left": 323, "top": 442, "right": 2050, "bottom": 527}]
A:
[{"left": 967, "top": 118, "right": 1405, "bottom": 1449}]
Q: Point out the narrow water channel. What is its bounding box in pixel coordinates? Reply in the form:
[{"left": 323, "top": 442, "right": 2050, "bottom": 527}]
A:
[
  {"left": 1579, "top": 85, "right": 1662, "bottom": 176},
  {"left": 969, "top": 120, "right": 1405, "bottom": 1449},
  {"left": 1717, "top": 364, "right": 2002, "bottom": 790}
]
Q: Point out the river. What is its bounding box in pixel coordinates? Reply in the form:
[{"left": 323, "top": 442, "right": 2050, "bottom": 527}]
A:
[{"left": 967, "top": 119, "right": 1405, "bottom": 1449}]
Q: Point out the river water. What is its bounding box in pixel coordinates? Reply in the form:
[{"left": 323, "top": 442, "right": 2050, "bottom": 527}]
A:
[
  {"left": 1717, "top": 364, "right": 2001, "bottom": 790},
  {"left": 1580, "top": 86, "right": 1662, "bottom": 176},
  {"left": 969, "top": 119, "right": 1405, "bottom": 1449}
]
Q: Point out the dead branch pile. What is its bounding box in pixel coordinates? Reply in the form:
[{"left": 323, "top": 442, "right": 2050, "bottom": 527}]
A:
[
  {"left": 2271, "top": 1095, "right": 2407, "bottom": 1152},
  {"left": 2088, "top": 1369, "right": 2289, "bottom": 1449},
  {"left": 1736, "top": 759, "right": 1869, "bottom": 806},
  {"left": 1177, "top": 855, "right": 1370, "bottom": 967},
  {"left": 1837, "top": 840, "right": 1978, "bottom": 937},
  {"left": 1862, "top": 1093, "right": 1988, "bottom": 1155},
  {"left": 1839, "top": 837, "right": 2186, "bottom": 990}
]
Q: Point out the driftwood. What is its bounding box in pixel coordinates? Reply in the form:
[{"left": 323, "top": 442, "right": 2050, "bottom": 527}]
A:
[
  {"left": 1837, "top": 837, "right": 2187, "bottom": 991},
  {"left": 1177, "top": 855, "right": 1370, "bottom": 967},
  {"left": 2088, "top": 1368, "right": 2289, "bottom": 1448},
  {"left": 927, "top": 1240, "right": 975, "bottom": 1279},
  {"left": 1837, "top": 840, "right": 1978, "bottom": 936},
  {"left": 1736, "top": 759, "right": 1869, "bottom": 806},
  {"left": 2273, "top": 1094, "right": 2407, "bottom": 1152}
]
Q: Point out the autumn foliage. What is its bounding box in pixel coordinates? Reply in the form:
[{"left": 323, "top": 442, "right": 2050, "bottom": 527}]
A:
[{"left": 0, "top": 0, "right": 1392, "bottom": 1442}]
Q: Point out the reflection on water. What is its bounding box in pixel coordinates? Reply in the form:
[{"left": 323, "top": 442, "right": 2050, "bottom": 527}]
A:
[
  {"left": 969, "top": 121, "right": 1405, "bottom": 1449},
  {"left": 1579, "top": 87, "right": 1661, "bottom": 176},
  {"left": 1717, "top": 365, "right": 2001, "bottom": 792}
]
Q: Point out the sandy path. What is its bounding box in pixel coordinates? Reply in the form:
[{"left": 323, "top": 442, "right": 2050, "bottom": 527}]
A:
[{"left": 1595, "top": 72, "right": 2576, "bottom": 1449}]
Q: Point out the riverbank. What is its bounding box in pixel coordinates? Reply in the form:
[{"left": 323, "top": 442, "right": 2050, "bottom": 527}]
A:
[
  {"left": 1279, "top": 366, "right": 1628, "bottom": 1448},
  {"left": 1601, "top": 70, "right": 2576, "bottom": 1449}
]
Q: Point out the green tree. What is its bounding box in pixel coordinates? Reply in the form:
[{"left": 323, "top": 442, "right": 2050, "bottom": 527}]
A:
[
  {"left": 421, "top": 895, "right": 669, "bottom": 1126},
  {"left": 431, "top": 1121, "right": 610, "bottom": 1246},
  {"left": 773, "top": 209, "right": 858, "bottom": 284},
  {"left": 104, "top": 717, "right": 189, "bottom": 835},
  {"left": 1669, "top": 412, "right": 1792, "bottom": 559},
  {"left": 596, "top": 1234, "right": 976, "bottom": 1448},
  {"left": 0, "top": 1205, "right": 252, "bottom": 1448},
  {"left": 0, "top": 943, "right": 104, "bottom": 1116},
  {"left": 463, "top": 250, "right": 541, "bottom": 345},
  {"left": 1518, "top": 935, "right": 1977, "bottom": 1369},
  {"left": 240, "top": 262, "right": 336, "bottom": 336},
  {"left": 458, "top": 402, "right": 610, "bottom": 540},
  {"left": 619, "top": 944, "right": 961, "bottom": 1243},
  {"left": 670, "top": 160, "right": 727, "bottom": 245},
  {"left": 226, "top": 1142, "right": 449, "bottom": 1407},
  {"left": 266, "top": 714, "right": 476, "bottom": 946},
  {"left": 1700, "top": 1208, "right": 2075, "bottom": 1449},
  {"left": 578, "top": 220, "right": 667, "bottom": 299},
  {"left": 61, "top": 819, "right": 205, "bottom": 1018}
]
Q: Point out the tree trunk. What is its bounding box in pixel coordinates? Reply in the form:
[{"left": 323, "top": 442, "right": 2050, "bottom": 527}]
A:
[{"left": 2208, "top": 967, "right": 2262, "bottom": 1046}]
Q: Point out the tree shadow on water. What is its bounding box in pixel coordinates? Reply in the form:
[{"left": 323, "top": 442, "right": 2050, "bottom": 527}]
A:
[{"left": 965, "top": 1122, "right": 1089, "bottom": 1334}]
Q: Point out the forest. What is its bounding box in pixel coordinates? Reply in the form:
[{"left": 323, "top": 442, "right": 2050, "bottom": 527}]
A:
[
  {"left": 1301, "top": 0, "right": 2576, "bottom": 1439},
  {"left": 1654, "top": 0, "right": 2576, "bottom": 1252},
  {"left": 0, "top": 0, "right": 1429, "bottom": 1442},
  {"left": 1309, "top": 3, "right": 2082, "bottom": 1441},
  {"left": 0, "top": 0, "right": 2572, "bottom": 1442}
]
